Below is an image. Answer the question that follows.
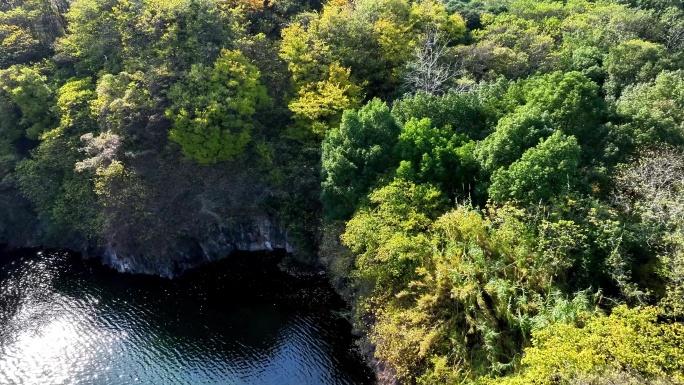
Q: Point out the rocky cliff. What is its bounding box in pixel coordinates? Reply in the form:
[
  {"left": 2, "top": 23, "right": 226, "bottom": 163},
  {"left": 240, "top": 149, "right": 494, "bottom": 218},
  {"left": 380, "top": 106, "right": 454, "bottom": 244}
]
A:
[{"left": 97, "top": 216, "right": 293, "bottom": 278}]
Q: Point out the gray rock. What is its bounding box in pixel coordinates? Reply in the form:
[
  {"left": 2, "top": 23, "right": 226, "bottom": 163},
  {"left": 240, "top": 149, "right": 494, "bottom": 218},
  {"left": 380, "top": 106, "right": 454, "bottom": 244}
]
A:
[{"left": 98, "top": 216, "right": 292, "bottom": 278}]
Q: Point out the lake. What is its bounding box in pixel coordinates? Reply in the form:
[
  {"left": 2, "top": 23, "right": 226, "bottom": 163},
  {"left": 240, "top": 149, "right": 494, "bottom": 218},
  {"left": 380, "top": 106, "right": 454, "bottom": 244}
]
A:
[{"left": 0, "top": 248, "right": 374, "bottom": 385}]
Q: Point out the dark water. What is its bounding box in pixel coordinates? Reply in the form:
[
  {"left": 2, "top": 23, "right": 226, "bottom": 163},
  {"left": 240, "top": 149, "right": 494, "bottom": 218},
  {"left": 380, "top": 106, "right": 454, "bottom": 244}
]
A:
[{"left": 0, "top": 248, "right": 374, "bottom": 385}]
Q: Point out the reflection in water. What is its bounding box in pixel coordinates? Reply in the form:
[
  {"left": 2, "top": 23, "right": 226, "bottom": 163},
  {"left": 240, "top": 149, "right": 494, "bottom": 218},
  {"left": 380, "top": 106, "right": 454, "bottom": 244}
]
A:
[{"left": 0, "top": 249, "right": 374, "bottom": 385}]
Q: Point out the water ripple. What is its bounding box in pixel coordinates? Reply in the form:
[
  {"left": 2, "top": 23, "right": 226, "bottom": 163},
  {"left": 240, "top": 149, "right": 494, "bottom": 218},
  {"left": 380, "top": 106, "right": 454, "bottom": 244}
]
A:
[{"left": 0, "top": 249, "right": 374, "bottom": 385}]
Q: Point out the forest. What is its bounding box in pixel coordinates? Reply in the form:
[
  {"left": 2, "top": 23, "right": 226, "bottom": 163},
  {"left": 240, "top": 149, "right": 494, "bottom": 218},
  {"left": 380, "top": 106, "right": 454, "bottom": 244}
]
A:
[{"left": 1, "top": 0, "right": 684, "bottom": 383}]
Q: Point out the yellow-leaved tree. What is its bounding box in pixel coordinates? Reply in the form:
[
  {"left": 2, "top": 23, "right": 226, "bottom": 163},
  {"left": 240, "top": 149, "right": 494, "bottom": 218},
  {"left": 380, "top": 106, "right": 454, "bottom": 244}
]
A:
[{"left": 166, "top": 49, "right": 269, "bottom": 163}]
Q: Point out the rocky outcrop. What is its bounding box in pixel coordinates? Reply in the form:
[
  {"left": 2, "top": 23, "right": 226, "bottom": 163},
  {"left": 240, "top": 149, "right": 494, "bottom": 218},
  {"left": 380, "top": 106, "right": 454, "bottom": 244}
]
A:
[
  {"left": 358, "top": 336, "right": 401, "bottom": 385},
  {"left": 98, "top": 216, "right": 293, "bottom": 278}
]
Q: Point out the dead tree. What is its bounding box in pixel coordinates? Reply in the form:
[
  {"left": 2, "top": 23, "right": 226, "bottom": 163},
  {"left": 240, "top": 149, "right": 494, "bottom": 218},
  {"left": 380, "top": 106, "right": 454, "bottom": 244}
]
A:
[{"left": 403, "top": 28, "right": 457, "bottom": 95}]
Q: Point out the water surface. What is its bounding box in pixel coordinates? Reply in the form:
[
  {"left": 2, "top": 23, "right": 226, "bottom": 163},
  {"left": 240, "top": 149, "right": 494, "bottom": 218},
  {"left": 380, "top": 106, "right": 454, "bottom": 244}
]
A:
[{"left": 0, "top": 248, "right": 374, "bottom": 385}]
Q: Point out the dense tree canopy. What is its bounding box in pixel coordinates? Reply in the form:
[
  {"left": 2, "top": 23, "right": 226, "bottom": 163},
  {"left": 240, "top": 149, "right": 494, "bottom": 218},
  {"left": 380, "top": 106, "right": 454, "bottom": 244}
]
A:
[
  {"left": 321, "top": 98, "right": 400, "bottom": 220},
  {"left": 489, "top": 131, "right": 582, "bottom": 204},
  {"left": 166, "top": 49, "right": 269, "bottom": 163},
  {"left": 1, "top": 0, "right": 684, "bottom": 383}
]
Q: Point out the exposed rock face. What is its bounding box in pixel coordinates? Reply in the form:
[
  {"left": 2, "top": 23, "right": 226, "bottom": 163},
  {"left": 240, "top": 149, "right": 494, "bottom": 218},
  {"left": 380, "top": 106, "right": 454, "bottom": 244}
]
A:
[
  {"left": 98, "top": 216, "right": 293, "bottom": 278},
  {"left": 360, "top": 338, "right": 400, "bottom": 385}
]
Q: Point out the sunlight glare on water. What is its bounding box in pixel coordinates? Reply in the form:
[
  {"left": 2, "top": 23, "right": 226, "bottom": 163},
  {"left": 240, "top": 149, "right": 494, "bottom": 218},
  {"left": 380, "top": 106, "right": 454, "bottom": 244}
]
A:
[{"left": 0, "top": 249, "right": 374, "bottom": 385}]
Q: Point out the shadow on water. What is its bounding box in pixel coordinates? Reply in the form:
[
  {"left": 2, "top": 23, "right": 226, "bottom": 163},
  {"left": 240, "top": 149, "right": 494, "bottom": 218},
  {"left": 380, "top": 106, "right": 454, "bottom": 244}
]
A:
[{"left": 0, "top": 247, "right": 375, "bottom": 385}]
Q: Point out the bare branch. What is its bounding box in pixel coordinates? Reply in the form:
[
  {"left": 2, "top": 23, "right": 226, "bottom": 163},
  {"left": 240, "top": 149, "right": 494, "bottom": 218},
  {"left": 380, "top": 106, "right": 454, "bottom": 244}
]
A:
[
  {"left": 614, "top": 147, "right": 684, "bottom": 227},
  {"left": 75, "top": 131, "right": 122, "bottom": 172},
  {"left": 403, "top": 27, "right": 458, "bottom": 95},
  {"left": 663, "top": 9, "right": 684, "bottom": 52}
]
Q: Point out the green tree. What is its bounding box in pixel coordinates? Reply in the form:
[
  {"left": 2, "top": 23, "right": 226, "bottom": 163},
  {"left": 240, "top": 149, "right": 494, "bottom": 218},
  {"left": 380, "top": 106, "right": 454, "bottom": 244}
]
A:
[
  {"left": 489, "top": 131, "right": 582, "bottom": 204},
  {"left": 321, "top": 98, "right": 400, "bottom": 220},
  {"left": 605, "top": 39, "right": 668, "bottom": 98},
  {"left": 91, "top": 71, "right": 156, "bottom": 148},
  {"left": 166, "top": 49, "right": 269, "bottom": 163},
  {"left": 615, "top": 70, "right": 684, "bottom": 149},
  {"left": 56, "top": 0, "right": 243, "bottom": 74},
  {"left": 522, "top": 71, "right": 605, "bottom": 139},
  {"left": 0, "top": 65, "right": 56, "bottom": 139},
  {"left": 557, "top": 0, "right": 659, "bottom": 54},
  {"left": 476, "top": 72, "right": 605, "bottom": 175},
  {"left": 15, "top": 78, "right": 100, "bottom": 240},
  {"left": 394, "top": 117, "right": 478, "bottom": 196},
  {"left": 457, "top": 12, "right": 554, "bottom": 80},
  {"left": 341, "top": 179, "right": 447, "bottom": 296},
  {"left": 476, "top": 106, "right": 553, "bottom": 173},
  {"left": 0, "top": 0, "right": 66, "bottom": 67},
  {"left": 391, "top": 91, "right": 490, "bottom": 140},
  {"left": 133, "top": 0, "right": 243, "bottom": 72},
  {"left": 54, "top": 0, "right": 122, "bottom": 74}
]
